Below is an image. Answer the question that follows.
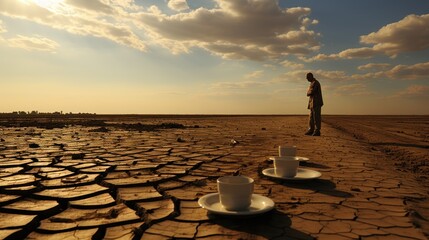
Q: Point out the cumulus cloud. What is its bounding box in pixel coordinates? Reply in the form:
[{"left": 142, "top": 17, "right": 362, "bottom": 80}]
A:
[
  {"left": 168, "top": 0, "right": 189, "bottom": 12},
  {"left": 0, "top": 19, "right": 59, "bottom": 52},
  {"left": 352, "top": 61, "right": 429, "bottom": 81},
  {"left": 276, "top": 60, "right": 429, "bottom": 83},
  {"left": 302, "top": 13, "right": 429, "bottom": 62},
  {"left": 7, "top": 35, "right": 59, "bottom": 52},
  {"left": 350, "top": 72, "right": 385, "bottom": 81},
  {"left": 64, "top": 0, "right": 115, "bottom": 14},
  {"left": 211, "top": 69, "right": 268, "bottom": 90},
  {"left": 207, "top": 60, "right": 428, "bottom": 96},
  {"left": 358, "top": 63, "right": 391, "bottom": 71},
  {"left": 111, "top": 0, "right": 144, "bottom": 11},
  {"left": 338, "top": 47, "right": 378, "bottom": 59},
  {"left": 0, "top": 20, "right": 6, "bottom": 34},
  {"left": 134, "top": 0, "right": 320, "bottom": 60},
  {"left": 334, "top": 83, "right": 373, "bottom": 96},
  {"left": 0, "top": 20, "right": 60, "bottom": 53},
  {"left": 276, "top": 69, "right": 348, "bottom": 83},
  {"left": 244, "top": 70, "right": 264, "bottom": 79},
  {"left": 281, "top": 60, "right": 304, "bottom": 69},
  {"left": 0, "top": 0, "right": 320, "bottom": 60},
  {"left": 0, "top": 0, "right": 146, "bottom": 51},
  {"left": 301, "top": 47, "right": 378, "bottom": 62},
  {"left": 392, "top": 85, "right": 429, "bottom": 98},
  {"left": 211, "top": 80, "right": 267, "bottom": 89},
  {"left": 361, "top": 14, "right": 429, "bottom": 57},
  {"left": 385, "top": 62, "right": 429, "bottom": 80}
]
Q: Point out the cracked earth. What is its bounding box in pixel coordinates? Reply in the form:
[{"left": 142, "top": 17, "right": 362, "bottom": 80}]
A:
[{"left": 0, "top": 115, "right": 427, "bottom": 239}]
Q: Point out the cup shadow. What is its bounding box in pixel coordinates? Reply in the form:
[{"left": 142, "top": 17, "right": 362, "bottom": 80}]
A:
[
  {"left": 300, "top": 161, "right": 330, "bottom": 169},
  {"left": 266, "top": 177, "right": 353, "bottom": 198},
  {"left": 206, "top": 209, "right": 315, "bottom": 239}
]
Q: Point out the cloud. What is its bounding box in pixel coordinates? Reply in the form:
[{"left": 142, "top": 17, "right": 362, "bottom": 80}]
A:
[
  {"left": 302, "top": 13, "right": 429, "bottom": 62},
  {"left": 352, "top": 61, "right": 429, "bottom": 81},
  {"left": 212, "top": 68, "right": 349, "bottom": 94},
  {"left": 350, "top": 72, "right": 384, "bottom": 81},
  {"left": 385, "top": 62, "right": 429, "bottom": 80},
  {"left": 6, "top": 35, "right": 59, "bottom": 52},
  {"left": 211, "top": 80, "right": 267, "bottom": 90},
  {"left": 0, "top": 0, "right": 146, "bottom": 52},
  {"left": 0, "top": 20, "right": 6, "bottom": 34},
  {"left": 0, "top": 16, "right": 59, "bottom": 52},
  {"left": 110, "top": 0, "right": 144, "bottom": 11},
  {"left": 168, "top": 0, "right": 189, "bottom": 12},
  {"left": 244, "top": 70, "right": 264, "bottom": 79},
  {"left": 275, "top": 61, "right": 429, "bottom": 83},
  {"left": 301, "top": 47, "right": 379, "bottom": 62},
  {"left": 280, "top": 60, "right": 304, "bottom": 69},
  {"left": 333, "top": 83, "right": 373, "bottom": 96},
  {"left": 392, "top": 85, "right": 429, "bottom": 98},
  {"left": 273, "top": 86, "right": 306, "bottom": 95},
  {"left": 276, "top": 69, "right": 348, "bottom": 83},
  {"left": 386, "top": 62, "right": 429, "bottom": 80},
  {"left": 0, "top": 0, "right": 320, "bottom": 61},
  {"left": 361, "top": 14, "right": 429, "bottom": 57},
  {"left": 64, "top": 0, "right": 115, "bottom": 14},
  {"left": 338, "top": 47, "right": 378, "bottom": 59},
  {"left": 358, "top": 63, "right": 391, "bottom": 71},
  {"left": 299, "top": 53, "right": 336, "bottom": 62},
  {"left": 134, "top": 0, "right": 320, "bottom": 60}
]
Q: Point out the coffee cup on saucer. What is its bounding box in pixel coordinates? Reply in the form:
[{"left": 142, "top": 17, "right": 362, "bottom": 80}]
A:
[
  {"left": 273, "top": 156, "right": 299, "bottom": 177},
  {"left": 278, "top": 145, "right": 296, "bottom": 157},
  {"left": 217, "top": 175, "right": 254, "bottom": 211}
]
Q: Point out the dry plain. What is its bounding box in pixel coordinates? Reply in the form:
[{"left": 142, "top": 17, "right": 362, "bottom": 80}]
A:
[{"left": 0, "top": 115, "right": 428, "bottom": 239}]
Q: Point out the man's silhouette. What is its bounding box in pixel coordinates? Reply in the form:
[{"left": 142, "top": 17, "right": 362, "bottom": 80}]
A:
[{"left": 305, "top": 72, "right": 323, "bottom": 136}]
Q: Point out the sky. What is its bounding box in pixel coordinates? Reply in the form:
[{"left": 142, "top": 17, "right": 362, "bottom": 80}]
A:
[{"left": 0, "top": 0, "right": 428, "bottom": 115}]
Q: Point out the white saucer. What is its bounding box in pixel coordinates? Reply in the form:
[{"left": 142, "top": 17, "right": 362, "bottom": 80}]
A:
[
  {"left": 268, "top": 156, "right": 309, "bottom": 161},
  {"left": 262, "top": 168, "right": 321, "bottom": 180},
  {"left": 198, "top": 193, "right": 275, "bottom": 216}
]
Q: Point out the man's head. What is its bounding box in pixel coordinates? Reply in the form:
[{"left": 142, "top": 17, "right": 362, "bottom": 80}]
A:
[{"left": 306, "top": 72, "right": 314, "bottom": 82}]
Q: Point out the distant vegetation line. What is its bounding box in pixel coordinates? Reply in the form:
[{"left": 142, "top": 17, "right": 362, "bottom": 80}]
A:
[
  {"left": 0, "top": 111, "right": 96, "bottom": 115},
  {"left": 0, "top": 112, "right": 306, "bottom": 118}
]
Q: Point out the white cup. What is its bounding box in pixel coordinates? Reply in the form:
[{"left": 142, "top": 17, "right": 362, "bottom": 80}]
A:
[
  {"left": 217, "top": 175, "right": 254, "bottom": 211},
  {"left": 273, "top": 156, "right": 299, "bottom": 177},
  {"left": 278, "top": 145, "right": 297, "bottom": 157}
]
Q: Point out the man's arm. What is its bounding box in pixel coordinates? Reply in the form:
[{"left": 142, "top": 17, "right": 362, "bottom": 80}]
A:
[{"left": 307, "top": 82, "right": 315, "bottom": 96}]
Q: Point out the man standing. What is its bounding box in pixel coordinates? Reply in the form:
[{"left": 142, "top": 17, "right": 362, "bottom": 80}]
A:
[{"left": 305, "top": 72, "right": 323, "bottom": 136}]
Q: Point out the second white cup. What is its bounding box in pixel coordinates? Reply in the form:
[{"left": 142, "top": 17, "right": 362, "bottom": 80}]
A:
[
  {"left": 273, "top": 156, "right": 299, "bottom": 177},
  {"left": 217, "top": 175, "right": 254, "bottom": 211}
]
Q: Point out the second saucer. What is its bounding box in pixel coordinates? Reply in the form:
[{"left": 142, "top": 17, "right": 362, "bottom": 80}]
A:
[{"left": 262, "top": 168, "right": 321, "bottom": 181}]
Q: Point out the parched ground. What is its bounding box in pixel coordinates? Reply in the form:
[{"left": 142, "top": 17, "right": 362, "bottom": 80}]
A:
[
  {"left": 323, "top": 116, "right": 429, "bottom": 182},
  {"left": 0, "top": 115, "right": 427, "bottom": 239},
  {"left": 323, "top": 115, "right": 429, "bottom": 238}
]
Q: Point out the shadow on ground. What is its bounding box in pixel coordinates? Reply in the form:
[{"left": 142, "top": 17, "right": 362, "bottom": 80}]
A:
[
  {"left": 208, "top": 209, "right": 314, "bottom": 239},
  {"left": 264, "top": 177, "right": 353, "bottom": 198},
  {"left": 300, "top": 161, "right": 330, "bottom": 169}
]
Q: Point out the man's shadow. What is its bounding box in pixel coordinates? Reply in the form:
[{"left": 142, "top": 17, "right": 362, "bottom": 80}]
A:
[{"left": 207, "top": 209, "right": 315, "bottom": 239}]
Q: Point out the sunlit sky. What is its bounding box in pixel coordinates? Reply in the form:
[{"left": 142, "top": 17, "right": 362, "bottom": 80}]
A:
[{"left": 1, "top": 0, "right": 428, "bottom": 114}]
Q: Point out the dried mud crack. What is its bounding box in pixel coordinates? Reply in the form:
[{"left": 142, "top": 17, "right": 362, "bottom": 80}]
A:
[{"left": 0, "top": 115, "right": 427, "bottom": 239}]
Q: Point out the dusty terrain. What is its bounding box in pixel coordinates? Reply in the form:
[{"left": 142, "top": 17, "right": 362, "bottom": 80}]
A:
[
  {"left": 324, "top": 115, "right": 429, "bottom": 238},
  {"left": 0, "top": 115, "right": 427, "bottom": 239},
  {"left": 324, "top": 116, "right": 429, "bottom": 181}
]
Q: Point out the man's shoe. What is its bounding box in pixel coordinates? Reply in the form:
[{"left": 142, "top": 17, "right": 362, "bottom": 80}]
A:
[
  {"left": 305, "top": 130, "right": 313, "bottom": 135},
  {"left": 312, "top": 131, "right": 321, "bottom": 136}
]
